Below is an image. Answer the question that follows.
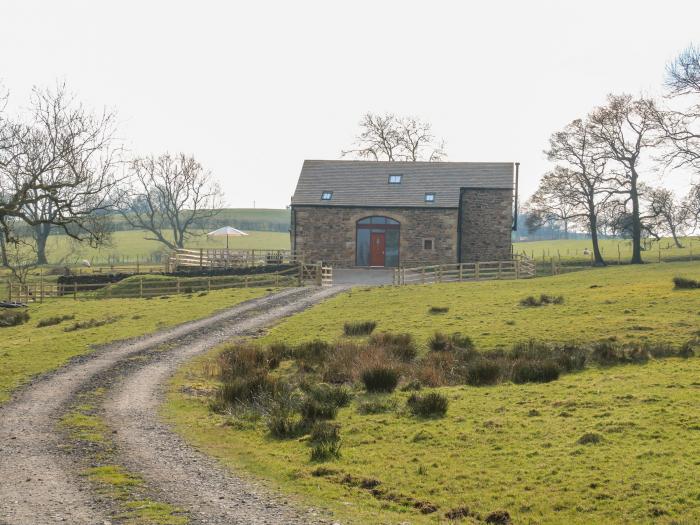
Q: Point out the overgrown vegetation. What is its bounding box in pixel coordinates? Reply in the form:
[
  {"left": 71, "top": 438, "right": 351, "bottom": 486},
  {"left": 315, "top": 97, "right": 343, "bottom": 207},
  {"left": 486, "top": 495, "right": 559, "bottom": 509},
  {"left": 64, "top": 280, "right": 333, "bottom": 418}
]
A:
[
  {"left": 166, "top": 262, "right": 700, "bottom": 525},
  {"left": 0, "top": 308, "right": 29, "bottom": 328},
  {"left": 673, "top": 276, "right": 700, "bottom": 289},
  {"left": 36, "top": 313, "right": 75, "bottom": 327},
  {"left": 519, "top": 293, "right": 565, "bottom": 307},
  {"left": 343, "top": 320, "right": 377, "bottom": 336}
]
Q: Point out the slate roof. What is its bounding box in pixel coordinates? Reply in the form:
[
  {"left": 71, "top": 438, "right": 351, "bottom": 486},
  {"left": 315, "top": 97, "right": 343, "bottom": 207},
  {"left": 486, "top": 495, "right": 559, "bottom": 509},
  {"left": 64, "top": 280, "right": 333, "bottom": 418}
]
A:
[{"left": 291, "top": 160, "right": 515, "bottom": 208}]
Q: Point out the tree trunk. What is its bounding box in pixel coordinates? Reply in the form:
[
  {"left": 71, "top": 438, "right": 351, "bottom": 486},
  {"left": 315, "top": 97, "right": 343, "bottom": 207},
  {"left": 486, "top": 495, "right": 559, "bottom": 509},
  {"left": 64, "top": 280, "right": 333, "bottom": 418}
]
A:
[
  {"left": 34, "top": 223, "right": 50, "bottom": 265},
  {"left": 630, "top": 171, "right": 643, "bottom": 264},
  {"left": 589, "top": 209, "right": 606, "bottom": 266},
  {"left": 670, "top": 226, "right": 683, "bottom": 248},
  {"left": 0, "top": 232, "right": 8, "bottom": 267}
]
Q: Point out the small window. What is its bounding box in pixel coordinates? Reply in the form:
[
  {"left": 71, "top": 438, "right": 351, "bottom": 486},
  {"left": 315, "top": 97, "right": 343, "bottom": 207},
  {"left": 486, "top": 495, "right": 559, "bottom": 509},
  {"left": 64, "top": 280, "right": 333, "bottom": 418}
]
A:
[
  {"left": 388, "top": 174, "right": 402, "bottom": 184},
  {"left": 423, "top": 239, "right": 434, "bottom": 250},
  {"left": 425, "top": 192, "right": 435, "bottom": 202},
  {"left": 321, "top": 191, "right": 333, "bottom": 200}
]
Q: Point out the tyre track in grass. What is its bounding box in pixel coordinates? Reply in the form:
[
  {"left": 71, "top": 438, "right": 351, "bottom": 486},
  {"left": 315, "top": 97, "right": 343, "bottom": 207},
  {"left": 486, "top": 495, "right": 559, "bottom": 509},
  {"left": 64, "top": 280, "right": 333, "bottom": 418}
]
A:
[{"left": 0, "top": 286, "right": 344, "bottom": 525}]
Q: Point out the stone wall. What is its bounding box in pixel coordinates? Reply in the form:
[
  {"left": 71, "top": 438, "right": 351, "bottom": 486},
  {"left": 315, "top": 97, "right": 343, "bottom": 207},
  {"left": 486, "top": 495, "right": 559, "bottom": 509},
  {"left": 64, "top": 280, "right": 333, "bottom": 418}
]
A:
[
  {"left": 459, "top": 188, "right": 513, "bottom": 262},
  {"left": 292, "top": 206, "right": 458, "bottom": 267}
]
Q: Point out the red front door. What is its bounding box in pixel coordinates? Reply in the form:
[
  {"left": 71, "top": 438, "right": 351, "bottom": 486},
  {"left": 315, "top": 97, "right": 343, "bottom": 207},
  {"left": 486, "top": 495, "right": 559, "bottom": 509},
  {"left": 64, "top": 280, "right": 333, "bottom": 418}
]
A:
[{"left": 370, "top": 232, "right": 385, "bottom": 267}]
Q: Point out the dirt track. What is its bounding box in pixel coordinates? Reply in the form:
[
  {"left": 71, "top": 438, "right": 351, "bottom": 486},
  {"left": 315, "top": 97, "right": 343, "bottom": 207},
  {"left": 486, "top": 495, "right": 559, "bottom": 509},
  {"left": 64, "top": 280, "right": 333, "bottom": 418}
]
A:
[{"left": 0, "top": 286, "right": 343, "bottom": 525}]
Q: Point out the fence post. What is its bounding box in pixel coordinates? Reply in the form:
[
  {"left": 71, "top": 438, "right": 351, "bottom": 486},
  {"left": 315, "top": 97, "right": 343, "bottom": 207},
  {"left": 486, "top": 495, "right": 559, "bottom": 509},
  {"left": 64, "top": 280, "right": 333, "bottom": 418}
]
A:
[
  {"left": 207, "top": 277, "right": 211, "bottom": 292},
  {"left": 7, "top": 280, "right": 11, "bottom": 302},
  {"left": 139, "top": 276, "right": 143, "bottom": 298},
  {"left": 498, "top": 261, "right": 502, "bottom": 279},
  {"left": 200, "top": 248, "right": 204, "bottom": 269},
  {"left": 73, "top": 281, "right": 77, "bottom": 300},
  {"left": 40, "top": 270, "right": 44, "bottom": 303},
  {"left": 176, "top": 277, "right": 180, "bottom": 294},
  {"left": 299, "top": 264, "right": 304, "bottom": 286},
  {"left": 315, "top": 265, "right": 322, "bottom": 287},
  {"left": 275, "top": 272, "right": 280, "bottom": 287},
  {"left": 459, "top": 263, "right": 463, "bottom": 282},
  {"left": 515, "top": 259, "right": 520, "bottom": 279},
  {"left": 475, "top": 262, "right": 480, "bottom": 280}
]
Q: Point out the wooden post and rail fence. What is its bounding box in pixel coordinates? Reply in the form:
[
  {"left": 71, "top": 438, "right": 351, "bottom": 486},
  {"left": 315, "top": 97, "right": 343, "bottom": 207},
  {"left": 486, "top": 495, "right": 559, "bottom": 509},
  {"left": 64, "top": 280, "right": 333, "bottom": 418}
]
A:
[
  {"left": 393, "top": 256, "right": 536, "bottom": 286},
  {"left": 4, "top": 262, "right": 332, "bottom": 303}
]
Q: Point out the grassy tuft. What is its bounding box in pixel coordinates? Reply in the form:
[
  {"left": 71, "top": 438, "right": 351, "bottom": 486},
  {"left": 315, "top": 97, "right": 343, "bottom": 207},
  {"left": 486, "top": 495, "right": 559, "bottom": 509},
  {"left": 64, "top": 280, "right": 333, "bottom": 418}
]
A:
[{"left": 343, "top": 320, "right": 377, "bottom": 336}]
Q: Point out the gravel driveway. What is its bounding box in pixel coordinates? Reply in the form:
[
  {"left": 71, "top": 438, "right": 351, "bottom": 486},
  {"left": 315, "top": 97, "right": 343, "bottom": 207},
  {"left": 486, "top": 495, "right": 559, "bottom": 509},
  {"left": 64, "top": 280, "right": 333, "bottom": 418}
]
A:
[{"left": 0, "top": 286, "right": 344, "bottom": 525}]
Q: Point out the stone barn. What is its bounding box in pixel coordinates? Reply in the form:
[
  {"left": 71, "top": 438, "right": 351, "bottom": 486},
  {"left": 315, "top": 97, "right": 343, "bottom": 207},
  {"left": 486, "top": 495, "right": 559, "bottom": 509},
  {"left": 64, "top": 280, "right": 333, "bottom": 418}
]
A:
[{"left": 290, "top": 160, "right": 517, "bottom": 268}]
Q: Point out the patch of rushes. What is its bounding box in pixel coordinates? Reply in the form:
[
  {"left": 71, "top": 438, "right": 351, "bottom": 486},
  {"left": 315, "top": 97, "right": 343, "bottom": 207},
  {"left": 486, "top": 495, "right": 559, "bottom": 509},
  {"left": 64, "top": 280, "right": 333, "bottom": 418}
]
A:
[{"left": 61, "top": 388, "right": 188, "bottom": 525}]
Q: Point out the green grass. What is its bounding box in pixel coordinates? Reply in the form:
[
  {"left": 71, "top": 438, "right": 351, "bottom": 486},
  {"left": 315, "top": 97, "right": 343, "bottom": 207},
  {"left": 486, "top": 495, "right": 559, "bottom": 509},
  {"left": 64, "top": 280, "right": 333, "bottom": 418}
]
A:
[
  {"left": 260, "top": 261, "right": 700, "bottom": 349},
  {"left": 164, "top": 262, "right": 700, "bottom": 524},
  {"left": 44, "top": 228, "right": 290, "bottom": 265},
  {"left": 0, "top": 287, "right": 271, "bottom": 404},
  {"left": 514, "top": 236, "right": 700, "bottom": 266}
]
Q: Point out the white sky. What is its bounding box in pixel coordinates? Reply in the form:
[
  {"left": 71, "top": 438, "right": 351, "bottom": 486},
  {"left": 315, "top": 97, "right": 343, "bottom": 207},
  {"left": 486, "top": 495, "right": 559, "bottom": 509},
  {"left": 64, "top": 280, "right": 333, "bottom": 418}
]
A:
[{"left": 1, "top": 0, "right": 698, "bottom": 208}]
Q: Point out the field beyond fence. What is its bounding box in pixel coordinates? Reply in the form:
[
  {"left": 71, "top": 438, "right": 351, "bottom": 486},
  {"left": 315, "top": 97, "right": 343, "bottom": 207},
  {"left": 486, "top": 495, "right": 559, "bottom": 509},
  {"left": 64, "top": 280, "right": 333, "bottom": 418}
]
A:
[{"left": 4, "top": 263, "right": 331, "bottom": 302}]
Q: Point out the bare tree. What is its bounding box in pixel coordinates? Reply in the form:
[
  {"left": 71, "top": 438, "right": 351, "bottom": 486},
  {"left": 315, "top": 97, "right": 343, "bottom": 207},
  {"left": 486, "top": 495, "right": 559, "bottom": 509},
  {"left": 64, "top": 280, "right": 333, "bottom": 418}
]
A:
[
  {"left": 644, "top": 187, "right": 690, "bottom": 248},
  {"left": 527, "top": 169, "right": 581, "bottom": 238},
  {"left": 0, "top": 84, "right": 120, "bottom": 262},
  {"left": 342, "top": 112, "right": 446, "bottom": 161},
  {"left": 655, "top": 45, "right": 700, "bottom": 172},
  {"left": 544, "top": 118, "right": 611, "bottom": 265},
  {"left": 120, "top": 153, "right": 223, "bottom": 250},
  {"left": 685, "top": 181, "right": 700, "bottom": 228},
  {"left": 588, "top": 94, "right": 663, "bottom": 264}
]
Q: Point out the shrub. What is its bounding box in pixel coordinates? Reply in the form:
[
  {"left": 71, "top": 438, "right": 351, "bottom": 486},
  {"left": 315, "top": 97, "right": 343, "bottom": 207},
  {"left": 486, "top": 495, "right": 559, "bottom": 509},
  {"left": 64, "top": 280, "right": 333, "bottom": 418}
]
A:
[
  {"left": 343, "top": 320, "right": 377, "bottom": 336},
  {"left": 511, "top": 360, "right": 560, "bottom": 384},
  {"left": 673, "top": 276, "right": 700, "bottom": 289},
  {"left": 415, "top": 351, "right": 455, "bottom": 387},
  {"left": 268, "top": 342, "right": 293, "bottom": 360},
  {"left": 519, "top": 294, "right": 564, "bottom": 307},
  {"left": 305, "top": 383, "right": 352, "bottom": 408},
  {"left": 428, "top": 306, "right": 449, "bottom": 314},
  {"left": 465, "top": 359, "right": 502, "bottom": 386},
  {"left": 217, "top": 373, "right": 279, "bottom": 406},
  {"left": 310, "top": 440, "right": 341, "bottom": 462},
  {"left": 679, "top": 341, "right": 696, "bottom": 358},
  {"left": 577, "top": 432, "right": 603, "bottom": 445},
  {"left": 590, "top": 340, "right": 622, "bottom": 365},
  {"left": 511, "top": 340, "right": 586, "bottom": 372},
  {"left": 407, "top": 392, "right": 449, "bottom": 418},
  {"left": 300, "top": 398, "right": 338, "bottom": 421},
  {"left": 370, "top": 332, "right": 417, "bottom": 362},
  {"left": 428, "top": 331, "right": 474, "bottom": 352},
  {"left": 321, "top": 343, "right": 361, "bottom": 384},
  {"left": 309, "top": 421, "right": 340, "bottom": 444},
  {"left": 267, "top": 412, "right": 306, "bottom": 439},
  {"left": 519, "top": 295, "right": 540, "bottom": 307},
  {"left": 36, "top": 314, "right": 75, "bottom": 328},
  {"left": 361, "top": 366, "right": 400, "bottom": 393},
  {"left": 428, "top": 331, "right": 449, "bottom": 352},
  {"left": 294, "top": 340, "right": 332, "bottom": 365},
  {"left": 0, "top": 308, "right": 30, "bottom": 328},
  {"left": 218, "top": 345, "right": 270, "bottom": 379}
]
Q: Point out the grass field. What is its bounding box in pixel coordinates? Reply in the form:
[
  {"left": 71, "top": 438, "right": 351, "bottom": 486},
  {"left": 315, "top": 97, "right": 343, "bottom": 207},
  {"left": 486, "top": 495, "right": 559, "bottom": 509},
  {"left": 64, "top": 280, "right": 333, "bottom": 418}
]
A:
[
  {"left": 165, "top": 262, "right": 700, "bottom": 525},
  {"left": 514, "top": 237, "right": 700, "bottom": 266},
  {"left": 261, "top": 261, "right": 700, "bottom": 349},
  {"left": 43, "top": 228, "right": 290, "bottom": 265},
  {"left": 0, "top": 287, "right": 271, "bottom": 404}
]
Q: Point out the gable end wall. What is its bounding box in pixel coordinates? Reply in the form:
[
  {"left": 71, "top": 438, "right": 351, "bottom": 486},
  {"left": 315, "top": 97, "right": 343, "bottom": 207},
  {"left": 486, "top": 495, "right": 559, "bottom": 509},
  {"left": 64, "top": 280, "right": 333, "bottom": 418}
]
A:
[{"left": 459, "top": 188, "right": 513, "bottom": 262}]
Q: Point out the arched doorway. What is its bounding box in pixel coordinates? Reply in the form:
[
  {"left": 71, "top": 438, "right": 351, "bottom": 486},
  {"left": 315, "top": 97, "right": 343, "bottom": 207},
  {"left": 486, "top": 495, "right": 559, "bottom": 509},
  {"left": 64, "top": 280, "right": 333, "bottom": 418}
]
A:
[{"left": 356, "top": 216, "right": 400, "bottom": 267}]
